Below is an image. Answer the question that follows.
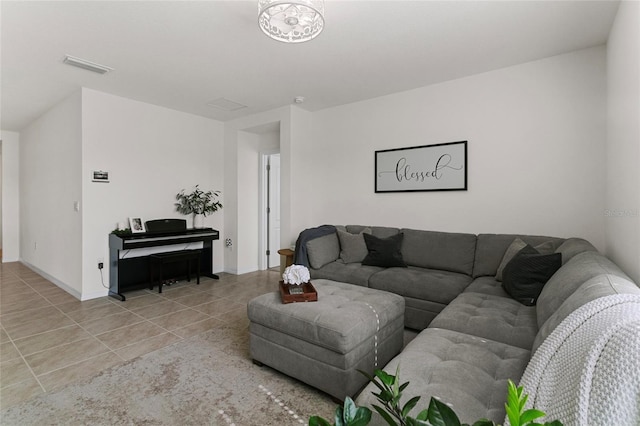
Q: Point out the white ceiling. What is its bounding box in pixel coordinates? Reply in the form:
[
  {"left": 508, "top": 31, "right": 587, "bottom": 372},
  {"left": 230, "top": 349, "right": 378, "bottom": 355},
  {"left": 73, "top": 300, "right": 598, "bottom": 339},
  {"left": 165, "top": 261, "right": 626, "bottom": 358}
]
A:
[{"left": 1, "top": 0, "right": 620, "bottom": 131}]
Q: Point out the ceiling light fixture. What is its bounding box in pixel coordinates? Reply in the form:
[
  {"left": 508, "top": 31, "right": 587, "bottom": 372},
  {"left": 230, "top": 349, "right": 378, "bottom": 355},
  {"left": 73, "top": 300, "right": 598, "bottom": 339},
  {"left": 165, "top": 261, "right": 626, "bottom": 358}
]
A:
[
  {"left": 258, "top": 0, "right": 325, "bottom": 43},
  {"left": 63, "top": 55, "right": 113, "bottom": 74}
]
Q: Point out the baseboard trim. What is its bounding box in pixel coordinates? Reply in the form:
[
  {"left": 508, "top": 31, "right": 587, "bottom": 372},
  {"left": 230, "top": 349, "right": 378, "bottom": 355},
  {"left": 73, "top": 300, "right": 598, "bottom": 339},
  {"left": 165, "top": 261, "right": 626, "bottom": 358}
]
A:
[
  {"left": 81, "top": 289, "right": 109, "bottom": 301},
  {"left": 20, "top": 260, "right": 82, "bottom": 300}
]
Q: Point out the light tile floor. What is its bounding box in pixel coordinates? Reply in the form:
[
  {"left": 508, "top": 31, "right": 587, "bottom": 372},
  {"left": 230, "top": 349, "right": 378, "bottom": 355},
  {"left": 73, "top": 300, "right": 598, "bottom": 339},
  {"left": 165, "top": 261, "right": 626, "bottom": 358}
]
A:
[{"left": 0, "top": 262, "right": 280, "bottom": 409}]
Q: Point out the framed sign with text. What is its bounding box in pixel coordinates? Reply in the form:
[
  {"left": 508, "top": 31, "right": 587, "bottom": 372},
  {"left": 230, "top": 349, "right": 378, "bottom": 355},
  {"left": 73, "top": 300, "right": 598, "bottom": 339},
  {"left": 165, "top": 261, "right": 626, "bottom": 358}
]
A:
[{"left": 375, "top": 141, "right": 467, "bottom": 193}]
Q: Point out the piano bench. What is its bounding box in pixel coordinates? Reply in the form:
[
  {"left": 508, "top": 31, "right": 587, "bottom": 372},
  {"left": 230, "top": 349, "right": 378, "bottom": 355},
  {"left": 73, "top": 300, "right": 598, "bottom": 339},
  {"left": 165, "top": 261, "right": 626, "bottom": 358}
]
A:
[{"left": 148, "top": 249, "right": 202, "bottom": 294}]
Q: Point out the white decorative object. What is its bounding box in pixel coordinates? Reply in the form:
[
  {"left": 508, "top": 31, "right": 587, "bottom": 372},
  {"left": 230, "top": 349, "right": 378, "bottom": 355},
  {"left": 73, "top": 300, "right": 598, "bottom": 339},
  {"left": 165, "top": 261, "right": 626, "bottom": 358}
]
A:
[
  {"left": 282, "top": 264, "right": 310, "bottom": 285},
  {"left": 193, "top": 214, "right": 204, "bottom": 229},
  {"left": 258, "top": 0, "right": 325, "bottom": 43}
]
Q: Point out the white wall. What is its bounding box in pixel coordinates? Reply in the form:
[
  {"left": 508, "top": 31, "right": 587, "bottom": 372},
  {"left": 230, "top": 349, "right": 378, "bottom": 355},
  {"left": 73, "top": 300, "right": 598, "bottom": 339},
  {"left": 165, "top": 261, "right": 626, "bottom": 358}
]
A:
[
  {"left": 1, "top": 130, "right": 20, "bottom": 261},
  {"left": 81, "top": 89, "right": 224, "bottom": 299},
  {"left": 19, "top": 92, "right": 83, "bottom": 296},
  {"left": 234, "top": 129, "right": 283, "bottom": 274},
  {"left": 302, "top": 47, "right": 608, "bottom": 249},
  {"left": 606, "top": 1, "right": 640, "bottom": 283},
  {"left": 224, "top": 107, "right": 299, "bottom": 274},
  {"left": 236, "top": 130, "right": 260, "bottom": 273},
  {"left": 223, "top": 118, "right": 283, "bottom": 274},
  {"left": 0, "top": 147, "right": 3, "bottom": 249},
  {"left": 288, "top": 107, "right": 314, "bottom": 247}
]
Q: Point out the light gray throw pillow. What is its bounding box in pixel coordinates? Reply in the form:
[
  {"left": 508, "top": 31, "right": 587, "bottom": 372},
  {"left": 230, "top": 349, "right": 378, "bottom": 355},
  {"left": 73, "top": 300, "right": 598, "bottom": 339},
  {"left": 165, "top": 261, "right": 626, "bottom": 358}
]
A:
[
  {"left": 496, "top": 238, "right": 527, "bottom": 281},
  {"left": 337, "top": 228, "right": 371, "bottom": 263},
  {"left": 306, "top": 233, "right": 340, "bottom": 269}
]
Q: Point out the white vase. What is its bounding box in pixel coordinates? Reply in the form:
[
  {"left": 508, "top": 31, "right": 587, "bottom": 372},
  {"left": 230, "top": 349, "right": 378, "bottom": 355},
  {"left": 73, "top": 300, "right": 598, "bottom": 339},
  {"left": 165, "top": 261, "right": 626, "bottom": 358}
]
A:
[{"left": 192, "top": 214, "right": 204, "bottom": 229}]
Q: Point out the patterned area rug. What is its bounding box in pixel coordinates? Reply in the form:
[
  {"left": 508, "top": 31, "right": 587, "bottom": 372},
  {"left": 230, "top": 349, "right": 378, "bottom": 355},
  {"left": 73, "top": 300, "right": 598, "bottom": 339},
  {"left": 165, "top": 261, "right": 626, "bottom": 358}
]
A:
[{"left": 0, "top": 325, "right": 336, "bottom": 425}]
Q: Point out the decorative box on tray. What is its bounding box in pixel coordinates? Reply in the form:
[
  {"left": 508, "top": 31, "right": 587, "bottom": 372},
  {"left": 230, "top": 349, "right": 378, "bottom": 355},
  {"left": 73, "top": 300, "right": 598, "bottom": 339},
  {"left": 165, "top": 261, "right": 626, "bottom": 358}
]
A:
[{"left": 279, "top": 281, "right": 318, "bottom": 304}]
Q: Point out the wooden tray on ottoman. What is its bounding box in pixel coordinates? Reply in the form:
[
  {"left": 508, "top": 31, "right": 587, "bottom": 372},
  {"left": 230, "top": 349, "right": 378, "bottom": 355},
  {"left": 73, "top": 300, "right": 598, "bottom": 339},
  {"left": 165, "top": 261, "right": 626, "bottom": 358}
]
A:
[{"left": 279, "top": 281, "right": 318, "bottom": 304}]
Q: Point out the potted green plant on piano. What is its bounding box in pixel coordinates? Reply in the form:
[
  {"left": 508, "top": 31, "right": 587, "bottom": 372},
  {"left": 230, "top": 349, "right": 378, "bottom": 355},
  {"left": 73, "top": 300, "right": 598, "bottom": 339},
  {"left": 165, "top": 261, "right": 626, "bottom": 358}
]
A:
[{"left": 175, "top": 185, "right": 222, "bottom": 228}]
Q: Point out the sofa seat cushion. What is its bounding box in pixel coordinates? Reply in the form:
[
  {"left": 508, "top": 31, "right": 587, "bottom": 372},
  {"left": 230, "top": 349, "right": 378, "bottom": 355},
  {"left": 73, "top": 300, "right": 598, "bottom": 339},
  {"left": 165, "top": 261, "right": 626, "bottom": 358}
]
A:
[
  {"left": 429, "top": 293, "right": 537, "bottom": 350},
  {"left": 463, "top": 276, "right": 510, "bottom": 298},
  {"left": 355, "top": 328, "right": 531, "bottom": 425},
  {"left": 310, "top": 262, "right": 383, "bottom": 287},
  {"left": 368, "top": 266, "right": 472, "bottom": 305}
]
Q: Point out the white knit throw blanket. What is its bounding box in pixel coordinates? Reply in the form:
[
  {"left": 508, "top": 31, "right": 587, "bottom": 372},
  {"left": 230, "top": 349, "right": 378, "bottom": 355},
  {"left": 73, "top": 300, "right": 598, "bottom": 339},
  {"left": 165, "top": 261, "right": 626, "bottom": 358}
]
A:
[{"left": 510, "top": 294, "right": 640, "bottom": 426}]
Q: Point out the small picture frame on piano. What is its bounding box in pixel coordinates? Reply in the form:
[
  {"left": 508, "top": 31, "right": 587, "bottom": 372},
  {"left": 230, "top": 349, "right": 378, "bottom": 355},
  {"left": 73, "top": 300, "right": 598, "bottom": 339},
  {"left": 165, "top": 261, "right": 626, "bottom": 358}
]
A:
[{"left": 129, "top": 217, "right": 146, "bottom": 233}]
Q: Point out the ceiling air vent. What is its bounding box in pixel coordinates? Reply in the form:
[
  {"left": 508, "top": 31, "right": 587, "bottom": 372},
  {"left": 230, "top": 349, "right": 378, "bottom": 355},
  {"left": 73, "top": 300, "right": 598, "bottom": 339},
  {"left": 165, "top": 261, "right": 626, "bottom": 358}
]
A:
[
  {"left": 206, "top": 98, "right": 247, "bottom": 112},
  {"left": 63, "top": 55, "right": 113, "bottom": 74}
]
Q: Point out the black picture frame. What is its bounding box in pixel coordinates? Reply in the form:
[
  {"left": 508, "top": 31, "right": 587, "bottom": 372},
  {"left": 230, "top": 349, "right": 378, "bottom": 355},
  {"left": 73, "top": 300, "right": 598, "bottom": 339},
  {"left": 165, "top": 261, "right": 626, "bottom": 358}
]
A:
[{"left": 375, "top": 141, "right": 467, "bottom": 193}]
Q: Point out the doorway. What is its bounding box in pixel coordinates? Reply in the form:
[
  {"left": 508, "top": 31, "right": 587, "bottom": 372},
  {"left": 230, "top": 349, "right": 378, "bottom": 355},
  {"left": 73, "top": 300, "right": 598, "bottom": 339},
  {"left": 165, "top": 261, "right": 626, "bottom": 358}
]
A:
[{"left": 260, "top": 153, "right": 281, "bottom": 270}]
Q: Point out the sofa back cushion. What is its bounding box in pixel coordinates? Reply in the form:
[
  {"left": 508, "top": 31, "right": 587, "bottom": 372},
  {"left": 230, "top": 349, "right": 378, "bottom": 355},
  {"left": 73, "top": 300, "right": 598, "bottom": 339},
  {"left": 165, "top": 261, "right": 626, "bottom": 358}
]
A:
[
  {"left": 554, "top": 237, "right": 598, "bottom": 264},
  {"left": 532, "top": 273, "right": 640, "bottom": 352},
  {"left": 306, "top": 233, "right": 340, "bottom": 269},
  {"left": 400, "top": 228, "right": 477, "bottom": 275},
  {"left": 346, "top": 225, "right": 400, "bottom": 239},
  {"left": 473, "top": 234, "right": 564, "bottom": 278},
  {"left": 536, "top": 250, "right": 631, "bottom": 328}
]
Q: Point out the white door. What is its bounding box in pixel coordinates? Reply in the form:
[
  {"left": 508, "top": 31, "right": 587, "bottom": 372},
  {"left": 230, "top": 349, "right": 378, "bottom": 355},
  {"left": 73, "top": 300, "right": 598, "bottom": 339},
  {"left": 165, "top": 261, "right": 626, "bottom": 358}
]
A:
[{"left": 268, "top": 154, "right": 281, "bottom": 269}]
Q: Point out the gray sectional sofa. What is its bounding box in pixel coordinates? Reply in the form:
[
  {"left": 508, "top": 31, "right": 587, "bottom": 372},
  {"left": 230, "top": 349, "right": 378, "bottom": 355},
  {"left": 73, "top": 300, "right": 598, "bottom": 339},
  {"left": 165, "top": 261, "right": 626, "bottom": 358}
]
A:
[{"left": 300, "top": 225, "right": 640, "bottom": 424}]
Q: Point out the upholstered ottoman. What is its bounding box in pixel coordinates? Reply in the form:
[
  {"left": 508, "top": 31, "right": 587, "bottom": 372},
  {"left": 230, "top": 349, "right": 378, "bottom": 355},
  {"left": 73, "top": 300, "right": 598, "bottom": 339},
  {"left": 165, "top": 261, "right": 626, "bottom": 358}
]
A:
[{"left": 248, "top": 279, "right": 405, "bottom": 400}]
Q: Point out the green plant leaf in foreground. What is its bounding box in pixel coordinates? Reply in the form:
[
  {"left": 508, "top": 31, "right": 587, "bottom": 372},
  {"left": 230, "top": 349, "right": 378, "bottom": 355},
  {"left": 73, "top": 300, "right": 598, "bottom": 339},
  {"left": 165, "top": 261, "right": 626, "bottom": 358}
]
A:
[
  {"left": 372, "top": 404, "right": 398, "bottom": 426},
  {"left": 309, "top": 416, "right": 332, "bottom": 426},
  {"left": 401, "top": 395, "right": 421, "bottom": 417},
  {"left": 471, "top": 419, "right": 495, "bottom": 426},
  {"left": 375, "top": 369, "right": 395, "bottom": 387},
  {"left": 309, "top": 397, "right": 372, "bottom": 426},
  {"left": 426, "top": 397, "right": 462, "bottom": 426},
  {"left": 311, "top": 373, "right": 562, "bottom": 426},
  {"left": 519, "top": 409, "right": 545, "bottom": 425},
  {"left": 505, "top": 380, "right": 521, "bottom": 426},
  {"left": 342, "top": 397, "right": 372, "bottom": 426}
]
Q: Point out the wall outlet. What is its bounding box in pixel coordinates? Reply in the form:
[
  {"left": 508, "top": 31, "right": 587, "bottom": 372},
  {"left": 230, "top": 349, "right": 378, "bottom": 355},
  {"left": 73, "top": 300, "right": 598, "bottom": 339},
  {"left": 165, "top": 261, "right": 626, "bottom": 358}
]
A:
[{"left": 97, "top": 257, "right": 104, "bottom": 269}]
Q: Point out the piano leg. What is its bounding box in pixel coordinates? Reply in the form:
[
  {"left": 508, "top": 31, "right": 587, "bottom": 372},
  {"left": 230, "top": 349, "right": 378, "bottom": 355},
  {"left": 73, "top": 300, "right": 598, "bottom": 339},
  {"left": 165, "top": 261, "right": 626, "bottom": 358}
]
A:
[{"left": 109, "top": 290, "right": 126, "bottom": 301}]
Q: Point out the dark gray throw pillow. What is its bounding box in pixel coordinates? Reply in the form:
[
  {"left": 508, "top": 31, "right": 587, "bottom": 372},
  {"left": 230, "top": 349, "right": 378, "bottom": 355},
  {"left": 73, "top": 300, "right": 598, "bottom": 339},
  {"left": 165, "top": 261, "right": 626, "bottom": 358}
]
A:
[
  {"left": 502, "top": 245, "right": 562, "bottom": 306},
  {"left": 362, "top": 233, "right": 407, "bottom": 268}
]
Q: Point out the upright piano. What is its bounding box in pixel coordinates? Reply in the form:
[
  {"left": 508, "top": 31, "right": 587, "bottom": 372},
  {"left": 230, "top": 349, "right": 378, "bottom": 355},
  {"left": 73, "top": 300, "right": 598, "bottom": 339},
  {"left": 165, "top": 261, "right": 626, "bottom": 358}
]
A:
[{"left": 108, "top": 221, "right": 219, "bottom": 301}]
